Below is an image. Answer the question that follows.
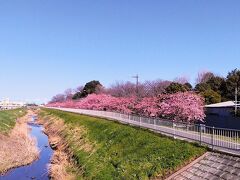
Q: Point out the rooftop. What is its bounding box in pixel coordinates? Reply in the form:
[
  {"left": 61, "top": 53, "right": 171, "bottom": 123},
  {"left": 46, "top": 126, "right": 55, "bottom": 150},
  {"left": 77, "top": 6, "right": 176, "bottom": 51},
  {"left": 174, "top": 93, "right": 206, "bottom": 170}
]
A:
[{"left": 205, "top": 101, "right": 236, "bottom": 108}]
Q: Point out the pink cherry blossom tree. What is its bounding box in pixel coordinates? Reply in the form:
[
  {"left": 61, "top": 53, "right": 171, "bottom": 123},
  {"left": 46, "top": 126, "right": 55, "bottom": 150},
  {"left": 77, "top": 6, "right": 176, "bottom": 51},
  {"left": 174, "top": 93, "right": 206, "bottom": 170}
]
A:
[{"left": 48, "top": 91, "right": 205, "bottom": 122}]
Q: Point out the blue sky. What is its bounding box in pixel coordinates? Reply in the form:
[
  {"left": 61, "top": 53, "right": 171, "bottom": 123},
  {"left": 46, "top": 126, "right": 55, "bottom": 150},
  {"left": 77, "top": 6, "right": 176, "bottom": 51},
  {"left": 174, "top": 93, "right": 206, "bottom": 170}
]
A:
[{"left": 0, "top": 1, "right": 239, "bottom": 103}]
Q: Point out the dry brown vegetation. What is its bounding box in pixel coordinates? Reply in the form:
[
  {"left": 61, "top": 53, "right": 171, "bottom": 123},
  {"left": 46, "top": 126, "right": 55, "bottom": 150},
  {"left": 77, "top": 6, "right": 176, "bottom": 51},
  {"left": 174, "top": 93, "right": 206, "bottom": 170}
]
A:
[
  {"left": 37, "top": 112, "right": 76, "bottom": 180},
  {"left": 0, "top": 110, "right": 39, "bottom": 174}
]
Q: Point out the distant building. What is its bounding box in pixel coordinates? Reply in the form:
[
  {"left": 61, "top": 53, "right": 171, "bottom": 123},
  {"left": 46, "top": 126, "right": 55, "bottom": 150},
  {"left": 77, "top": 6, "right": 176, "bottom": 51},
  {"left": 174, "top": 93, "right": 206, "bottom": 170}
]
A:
[
  {"left": 0, "top": 98, "right": 26, "bottom": 110},
  {"left": 205, "top": 101, "right": 239, "bottom": 116},
  {"left": 204, "top": 101, "right": 240, "bottom": 130}
]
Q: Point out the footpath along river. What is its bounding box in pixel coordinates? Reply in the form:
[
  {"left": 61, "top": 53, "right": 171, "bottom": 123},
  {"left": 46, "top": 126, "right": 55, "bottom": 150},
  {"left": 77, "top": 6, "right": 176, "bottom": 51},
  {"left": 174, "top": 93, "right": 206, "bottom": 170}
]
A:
[{"left": 0, "top": 116, "right": 53, "bottom": 180}]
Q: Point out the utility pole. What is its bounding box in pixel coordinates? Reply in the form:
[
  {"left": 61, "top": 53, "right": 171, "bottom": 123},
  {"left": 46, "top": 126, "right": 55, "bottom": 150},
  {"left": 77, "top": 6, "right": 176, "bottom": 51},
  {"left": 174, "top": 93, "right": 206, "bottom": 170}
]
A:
[
  {"left": 235, "top": 87, "right": 238, "bottom": 116},
  {"left": 132, "top": 74, "right": 139, "bottom": 97}
]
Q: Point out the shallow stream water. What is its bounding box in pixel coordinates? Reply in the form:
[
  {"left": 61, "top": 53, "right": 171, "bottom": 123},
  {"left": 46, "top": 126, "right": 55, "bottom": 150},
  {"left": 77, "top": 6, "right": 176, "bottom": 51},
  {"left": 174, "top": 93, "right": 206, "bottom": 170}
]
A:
[{"left": 0, "top": 116, "right": 53, "bottom": 180}]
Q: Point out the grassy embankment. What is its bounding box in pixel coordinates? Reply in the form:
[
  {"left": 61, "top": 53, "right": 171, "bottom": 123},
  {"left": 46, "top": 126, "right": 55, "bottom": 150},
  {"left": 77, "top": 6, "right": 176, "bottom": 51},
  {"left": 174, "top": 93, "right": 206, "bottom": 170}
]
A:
[
  {"left": 0, "top": 108, "right": 27, "bottom": 134},
  {"left": 0, "top": 108, "right": 39, "bottom": 174},
  {"left": 40, "top": 108, "right": 207, "bottom": 179}
]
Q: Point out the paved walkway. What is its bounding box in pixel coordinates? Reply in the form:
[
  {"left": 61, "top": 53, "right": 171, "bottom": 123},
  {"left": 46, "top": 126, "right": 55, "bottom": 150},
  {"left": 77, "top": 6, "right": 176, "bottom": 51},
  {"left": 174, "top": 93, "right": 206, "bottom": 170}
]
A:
[{"left": 167, "top": 152, "right": 240, "bottom": 180}]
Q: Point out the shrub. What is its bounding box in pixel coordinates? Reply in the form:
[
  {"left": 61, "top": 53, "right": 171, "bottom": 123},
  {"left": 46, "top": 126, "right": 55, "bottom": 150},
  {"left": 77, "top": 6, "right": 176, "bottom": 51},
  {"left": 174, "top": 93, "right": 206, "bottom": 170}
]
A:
[
  {"left": 73, "top": 80, "right": 103, "bottom": 99},
  {"left": 165, "top": 82, "right": 189, "bottom": 94},
  {"left": 200, "top": 89, "right": 221, "bottom": 105}
]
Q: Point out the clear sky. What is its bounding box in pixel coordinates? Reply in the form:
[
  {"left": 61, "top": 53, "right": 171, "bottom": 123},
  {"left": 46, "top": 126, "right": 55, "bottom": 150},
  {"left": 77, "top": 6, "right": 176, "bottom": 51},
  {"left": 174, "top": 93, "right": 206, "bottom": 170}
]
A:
[{"left": 0, "top": 0, "right": 239, "bottom": 103}]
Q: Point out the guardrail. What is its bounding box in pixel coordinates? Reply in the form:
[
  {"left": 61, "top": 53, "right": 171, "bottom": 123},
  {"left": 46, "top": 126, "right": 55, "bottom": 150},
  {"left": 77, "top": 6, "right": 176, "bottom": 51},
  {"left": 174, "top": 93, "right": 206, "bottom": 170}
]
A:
[{"left": 49, "top": 107, "right": 240, "bottom": 155}]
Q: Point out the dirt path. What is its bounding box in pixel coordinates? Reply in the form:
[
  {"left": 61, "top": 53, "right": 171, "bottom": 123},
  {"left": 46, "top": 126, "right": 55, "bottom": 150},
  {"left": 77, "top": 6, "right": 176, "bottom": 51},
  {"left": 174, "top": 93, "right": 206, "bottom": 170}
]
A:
[{"left": 0, "top": 110, "right": 39, "bottom": 174}]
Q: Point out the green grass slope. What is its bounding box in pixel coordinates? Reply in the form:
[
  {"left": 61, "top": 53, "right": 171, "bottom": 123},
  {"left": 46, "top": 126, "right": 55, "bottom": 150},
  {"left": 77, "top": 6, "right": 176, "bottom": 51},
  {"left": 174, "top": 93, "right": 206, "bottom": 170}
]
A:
[
  {"left": 0, "top": 108, "right": 27, "bottom": 134},
  {"left": 41, "top": 109, "right": 206, "bottom": 179}
]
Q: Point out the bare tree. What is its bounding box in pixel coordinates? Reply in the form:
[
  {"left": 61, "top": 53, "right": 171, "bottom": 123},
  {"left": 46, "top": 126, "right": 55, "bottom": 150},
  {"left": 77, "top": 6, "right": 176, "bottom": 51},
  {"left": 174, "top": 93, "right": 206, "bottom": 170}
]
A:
[
  {"left": 196, "top": 71, "right": 214, "bottom": 84},
  {"left": 76, "top": 85, "right": 84, "bottom": 93},
  {"left": 107, "top": 80, "right": 172, "bottom": 98},
  {"left": 64, "top": 88, "right": 74, "bottom": 100},
  {"left": 143, "top": 80, "right": 172, "bottom": 97},
  {"left": 174, "top": 76, "right": 189, "bottom": 84},
  {"left": 107, "top": 81, "right": 136, "bottom": 97},
  {"left": 49, "top": 94, "right": 65, "bottom": 103}
]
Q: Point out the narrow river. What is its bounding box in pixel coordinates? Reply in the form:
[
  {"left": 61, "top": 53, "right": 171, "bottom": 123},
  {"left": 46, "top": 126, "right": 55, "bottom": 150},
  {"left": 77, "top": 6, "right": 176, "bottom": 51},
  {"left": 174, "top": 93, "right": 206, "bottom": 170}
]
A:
[{"left": 1, "top": 116, "right": 53, "bottom": 180}]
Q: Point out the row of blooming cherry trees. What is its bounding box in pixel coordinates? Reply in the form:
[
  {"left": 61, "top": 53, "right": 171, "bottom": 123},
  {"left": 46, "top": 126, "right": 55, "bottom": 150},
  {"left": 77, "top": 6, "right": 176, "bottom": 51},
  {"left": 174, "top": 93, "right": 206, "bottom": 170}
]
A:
[{"left": 47, "top": 92, "right": 205, "bottom": 122}]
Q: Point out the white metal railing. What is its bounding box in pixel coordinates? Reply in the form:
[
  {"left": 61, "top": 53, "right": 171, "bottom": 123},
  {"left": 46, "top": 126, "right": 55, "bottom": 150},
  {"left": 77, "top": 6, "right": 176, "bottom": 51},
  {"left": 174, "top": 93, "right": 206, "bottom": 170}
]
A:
[
  {"left": 49, "top": 107, "right": 240, "bottom": 155},
  {"left": 235, "top": 101, "right": 240, "bottom": 107}
]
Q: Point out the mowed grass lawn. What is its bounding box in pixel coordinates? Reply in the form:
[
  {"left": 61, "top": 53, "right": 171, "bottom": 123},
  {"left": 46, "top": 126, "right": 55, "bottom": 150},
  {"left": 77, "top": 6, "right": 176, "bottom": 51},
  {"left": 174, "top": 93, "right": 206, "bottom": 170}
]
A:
[
  {"left": 0, "top": 108, "right": 27, "bottom": 134},
  {"left": 42, "top": 109, "right": 206, "bottom": 179}
]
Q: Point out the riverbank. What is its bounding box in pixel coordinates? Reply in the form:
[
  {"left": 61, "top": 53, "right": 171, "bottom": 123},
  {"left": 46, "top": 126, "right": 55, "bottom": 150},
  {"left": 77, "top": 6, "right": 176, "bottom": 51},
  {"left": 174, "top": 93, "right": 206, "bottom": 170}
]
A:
[
  {"left": 0, "top": 110, "right": 39, "bottom": 174},
  {"left": 37, "top": 110, "right": 77, "bottom": 180},
  {"left": 39, "top": 108, "right": 207, "bottom": 179},
  {"left": 0, "top": 108, "right": 27, "bottom": 134}
]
